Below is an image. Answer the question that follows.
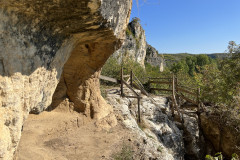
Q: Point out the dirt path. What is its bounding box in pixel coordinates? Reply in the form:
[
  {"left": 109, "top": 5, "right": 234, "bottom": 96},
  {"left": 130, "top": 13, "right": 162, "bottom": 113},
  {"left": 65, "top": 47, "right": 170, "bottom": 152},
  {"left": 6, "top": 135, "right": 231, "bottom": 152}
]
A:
[{"left": 15, "top": 111, "right": 133, "bottom": 160}]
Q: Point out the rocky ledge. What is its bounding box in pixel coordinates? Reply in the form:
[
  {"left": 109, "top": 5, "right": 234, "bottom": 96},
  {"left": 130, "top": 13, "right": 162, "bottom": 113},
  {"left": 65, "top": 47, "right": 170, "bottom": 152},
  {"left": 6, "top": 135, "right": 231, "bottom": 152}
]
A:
[{"left": 106, "top": 87, "right": 185, "bottom": 159}]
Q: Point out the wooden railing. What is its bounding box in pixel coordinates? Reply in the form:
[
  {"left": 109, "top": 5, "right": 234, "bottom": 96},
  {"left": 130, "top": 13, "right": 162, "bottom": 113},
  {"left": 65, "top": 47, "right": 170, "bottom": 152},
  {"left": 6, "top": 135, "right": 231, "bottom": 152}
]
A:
[
  {"left": 149, "top": 74, "right": 203, "bottom": 121},
  {"left": 101, "top": 69, "right": 205, "bottom": 123},
  {"left": 120, "top": 67, "right": 142, "bottom": 123}
]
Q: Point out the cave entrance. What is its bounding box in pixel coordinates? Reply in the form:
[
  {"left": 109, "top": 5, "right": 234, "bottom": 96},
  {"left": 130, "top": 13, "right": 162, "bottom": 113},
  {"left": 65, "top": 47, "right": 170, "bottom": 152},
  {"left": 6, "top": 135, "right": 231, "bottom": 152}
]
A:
[
  {"left": 48, "top": 41, "right": 116, "bottom": 119},
  {"left": 16, "top": 39, "right": 121, "bottom": 159}
]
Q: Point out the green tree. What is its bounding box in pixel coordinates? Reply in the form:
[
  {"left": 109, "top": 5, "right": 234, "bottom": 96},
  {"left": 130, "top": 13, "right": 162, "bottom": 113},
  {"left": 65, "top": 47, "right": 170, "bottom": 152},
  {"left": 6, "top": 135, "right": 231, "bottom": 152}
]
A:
[
  {"left": 196, "top": 54, "right": 210, "bottom": 67},
  {"left": 186, "top": 56, "right": 197, "bottom": 76},
  {"left": 170, "top": 60, "right": 189, "bottom": 74}
]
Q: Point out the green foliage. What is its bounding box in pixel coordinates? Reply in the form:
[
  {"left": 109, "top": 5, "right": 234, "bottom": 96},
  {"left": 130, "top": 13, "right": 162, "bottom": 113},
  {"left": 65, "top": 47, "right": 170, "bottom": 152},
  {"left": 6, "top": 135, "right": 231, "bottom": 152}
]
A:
[
  {"left": 131, "top": 17, "right": 140, "bottom": 24},
  {"left": 205, "top": 152, "right": 223, "bottom": 160},
  {"left": 157, "top": 146, "right": 163, "bottom": 152},
  {"left": 101, "top": 57, "right": 121, "bottom": 81},
  {"left": 113, "top": 144, "right": 133, "bottom": 160},
  {"left": 206, "top": 152, "right": 239, "bottom": 160},
  {"left": 123, "top": 59, "right": 147, "bottom": 83},
  {"left": 196, "top": 54, "right": 210, "bottom": 67},
  {"left": 228, "top": 41, "right": 240, "bottom": 55},
  {"left": 145, "top": 62, "right": 160, "bottom": 77},
  {"left": 126, "top": 27, "right": 132, "bottom": 37},
  {"left": 100, "top": 86, "right": 107, "bottom": 99},
  {"left": 194, "top": 41, "right": 240, "bottom": 129},
  {"left": 170, "top": 60, "right": 189, "bottom": 74},
  {"left": 101, "top": 57, "right": 147, "bottom": 83},
  {"left": 195, "top": 52, "right": 240, "bottom": 109},
  {"left": 232, "top": 153, "right": 240, "bottom": 160},
  {"left": 169, "top": 54, "right": 213, "bottom": 76}
]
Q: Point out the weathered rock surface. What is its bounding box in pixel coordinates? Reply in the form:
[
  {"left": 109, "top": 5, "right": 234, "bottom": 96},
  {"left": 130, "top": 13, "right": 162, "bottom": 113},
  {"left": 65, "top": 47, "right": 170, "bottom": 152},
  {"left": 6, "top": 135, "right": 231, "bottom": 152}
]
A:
[
  {"left": 200, "top": 113, "right": 240, "bottom": 158},
  {"left": 145, "top": 44, "right": 165, "bottom": 72},
  {"left": 182, "top": 110, "right": 205, "bottom": 160},
  {"left": 0, "top": 1, "right": 132, "bottom": 159},
  {"left": 112, "top": 19, "right": 147, "bottom": 67},
  {"left": 106, "top": 88, "right": 184, "bottom": 159}
]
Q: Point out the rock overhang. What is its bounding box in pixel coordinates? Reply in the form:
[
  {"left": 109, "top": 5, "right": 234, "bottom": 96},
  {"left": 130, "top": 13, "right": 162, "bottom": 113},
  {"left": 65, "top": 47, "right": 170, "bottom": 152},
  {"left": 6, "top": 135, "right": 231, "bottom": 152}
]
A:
[{"left": 0, "top": 0, "right": 132, "bottom": 159}]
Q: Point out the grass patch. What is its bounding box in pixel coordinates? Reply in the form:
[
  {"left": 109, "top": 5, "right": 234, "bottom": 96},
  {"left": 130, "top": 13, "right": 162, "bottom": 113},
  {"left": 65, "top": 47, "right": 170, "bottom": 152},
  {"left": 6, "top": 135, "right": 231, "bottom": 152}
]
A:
[
  {"left": 112, "top": 144, "right": 134, "bottom": 160},
  {"left": 100, "top": 86, "right": 107, "bottom": 99}
]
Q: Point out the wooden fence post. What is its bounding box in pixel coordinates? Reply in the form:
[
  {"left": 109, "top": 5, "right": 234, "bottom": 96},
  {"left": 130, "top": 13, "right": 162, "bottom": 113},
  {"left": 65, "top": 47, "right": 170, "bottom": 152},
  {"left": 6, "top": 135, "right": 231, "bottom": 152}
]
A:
[
  {"left": 130, "top": 70, "right": 133, "bottom": 87},
  {"left": 137, "top": 97, "right": 141, "bottom": 123},
  {"left": 175, "top": 76, "right": 178, "bottom": 93},
  {"left": 121, "top": 67, "right": 124, "bottom": 97}
]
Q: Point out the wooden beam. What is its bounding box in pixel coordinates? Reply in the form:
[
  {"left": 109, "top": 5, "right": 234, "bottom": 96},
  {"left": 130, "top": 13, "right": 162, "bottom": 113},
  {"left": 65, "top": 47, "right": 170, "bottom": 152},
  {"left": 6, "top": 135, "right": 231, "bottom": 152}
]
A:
[
  {"left": 122, "top": 79, "right": 140, "bottom": 97},
  {"left": 179, "top": 94, "right": 198, "bottom": 105},
  {"left": 100, "top": 75, "right": 118, "bottom": 83},
  {"left": 177, "top": 87, "right": 197, "bottom": 96},
  {"left": 137, "top": 97, "right": 141, "bottom": 123},
  {"left": 133, "top": 83, "right": 148, "bottom": 96},
  {"left": 123, "top": 75, "right": 130, "bottom": 78}
]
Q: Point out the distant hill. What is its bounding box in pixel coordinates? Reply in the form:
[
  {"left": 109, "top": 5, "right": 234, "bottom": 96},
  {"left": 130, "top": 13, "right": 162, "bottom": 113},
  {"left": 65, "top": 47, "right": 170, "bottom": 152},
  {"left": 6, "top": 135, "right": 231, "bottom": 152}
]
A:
[
  {"left": 161, "top": 53, "right": 228, "bottom": 67},
  {"left": 207, "top": 53, "right": 228, "bottom": 59}
]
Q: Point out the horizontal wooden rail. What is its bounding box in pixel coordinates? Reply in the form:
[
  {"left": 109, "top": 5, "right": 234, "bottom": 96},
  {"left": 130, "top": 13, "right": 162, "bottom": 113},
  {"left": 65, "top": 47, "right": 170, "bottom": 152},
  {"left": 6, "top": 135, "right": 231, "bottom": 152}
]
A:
[
  {"left": 100, "top": 75, "right": 118, "bottom": 83},
  {"left": 149, "top": 81, "right": 172, "bottom": 85},
  {"left": 123, "top": 75, "right": 130, "bottom": 78},
  {"left": 177, "top": 87, "right": 197, "bottom": 96},
  {"left": 150, "top": 88, "right": 173, "bottom": 92},
  {"left": 179, "top": 93, "right": 198, "bottom": 105}
]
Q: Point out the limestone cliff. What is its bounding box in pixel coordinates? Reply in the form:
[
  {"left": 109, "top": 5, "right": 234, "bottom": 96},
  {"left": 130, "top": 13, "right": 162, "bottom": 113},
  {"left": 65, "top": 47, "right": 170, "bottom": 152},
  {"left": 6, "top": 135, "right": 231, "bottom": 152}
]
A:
[
  {"left": 112, "top": 18, "right": 147, "bottom": 67},
  {"left": 0, "top": 1, "right": 132, "bottom": 159},
  {"left": 146, "top": 44, "right": 165, "bottom": 72}
]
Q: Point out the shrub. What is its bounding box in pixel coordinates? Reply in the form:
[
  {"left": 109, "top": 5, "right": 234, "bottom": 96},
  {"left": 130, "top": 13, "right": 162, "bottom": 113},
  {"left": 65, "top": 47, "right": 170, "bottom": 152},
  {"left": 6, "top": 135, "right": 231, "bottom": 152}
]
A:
[{"left": 101, "top": 57, "right": 121, "bottom": 81}]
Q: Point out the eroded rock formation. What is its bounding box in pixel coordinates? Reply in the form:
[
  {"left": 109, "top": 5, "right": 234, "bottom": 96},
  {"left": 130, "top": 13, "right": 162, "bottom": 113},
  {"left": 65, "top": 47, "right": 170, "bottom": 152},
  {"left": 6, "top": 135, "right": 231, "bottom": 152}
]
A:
[
  {"left": 113, "top": 18, "right": 147, "bottom": 67},
  {"left": 200, "top": 113, "right": 240, "bottom": 158},
  {"left": 106, "top": 88, "right": 184, "bottom": 159},
  {"left": 145, "top": 44, "right": 165, "bottom": 72},
  {"left": 0, "top": 1, "right": 132, "bottom": 159}
]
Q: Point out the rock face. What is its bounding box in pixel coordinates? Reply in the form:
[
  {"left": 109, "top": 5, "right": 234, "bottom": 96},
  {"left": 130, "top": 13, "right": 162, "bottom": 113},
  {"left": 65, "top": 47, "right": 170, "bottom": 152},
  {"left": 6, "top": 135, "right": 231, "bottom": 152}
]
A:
[
  {"left": 0, "top": 1, "right": 132, "bottom": 159},
  {"left": 145, "top": 44, "right": 165, "bottom": 72},
  {"left": 106, "top": 88, "right": 184, "bottom": 159},
  {"left": 182, "top": 111, "right": 205, "bottom": 159},
  {"left": 113, "top": 18, "right": 147, "bottom": 67},
  {"left": 200, "top": 113, "right": 240, "bottom": 158}
]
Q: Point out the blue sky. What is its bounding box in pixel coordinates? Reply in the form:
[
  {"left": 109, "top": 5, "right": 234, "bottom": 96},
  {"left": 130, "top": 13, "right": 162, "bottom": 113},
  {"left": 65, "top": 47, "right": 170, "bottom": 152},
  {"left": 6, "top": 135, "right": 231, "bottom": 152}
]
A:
[{"left": 130, "top": 0, "right": 240, "bottom": 54}]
